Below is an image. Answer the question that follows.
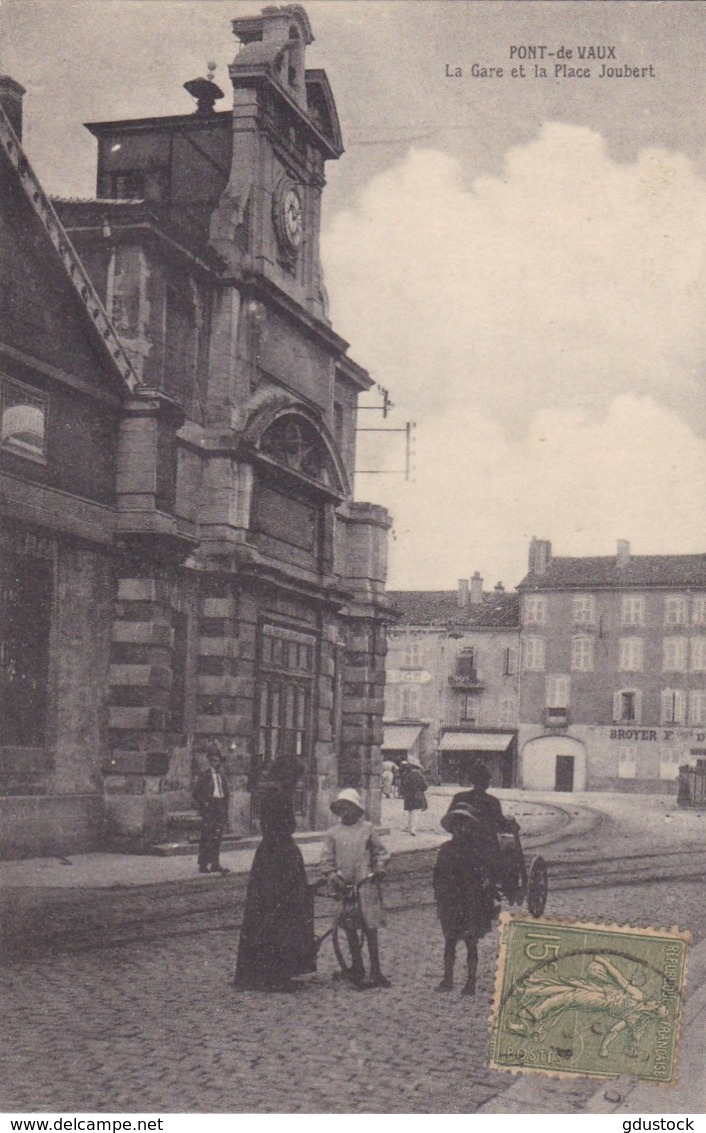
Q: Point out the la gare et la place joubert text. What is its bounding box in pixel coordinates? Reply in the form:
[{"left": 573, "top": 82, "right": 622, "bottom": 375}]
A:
[{"left": 446, "top": 46, "right": 656, "bottom": 80}]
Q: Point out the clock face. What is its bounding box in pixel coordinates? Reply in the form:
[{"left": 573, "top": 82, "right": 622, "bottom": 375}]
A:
[
  {"left": 283, "top": 186, "right": 303, "bottom": 247},
  {"left": 274, "top": 180, "right": 304, "bottom": 255}
]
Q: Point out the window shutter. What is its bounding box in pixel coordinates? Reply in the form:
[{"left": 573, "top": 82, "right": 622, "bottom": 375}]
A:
[
  {"left": 634, "top": 689, "right": 643, "bottom": 724},
  {"left": 661, "top": 688, "right": 670, "bottom": 723},
  {"left": 613, "top": 692, "right": 622, "bottom": 722},
  {"left": 675, "top": 690, "right": 686, "bottom": 724}
]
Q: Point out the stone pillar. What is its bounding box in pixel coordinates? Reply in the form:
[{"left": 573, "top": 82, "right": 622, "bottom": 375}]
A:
[
  {"left": 339, "top": 619, "right": 386, "bottom": 823},
  {"left": 338, "top": 502, "right": 393, "bottom": 824},
  {"left": 194, "top": 576, "right": 255, "bottom": 833},
  {"left": 105, "top": 576, "right": 174, "bottom": 847},
  {"left": 116, "top": 387, "right": 184, "bottom": 523},
  {"left": 311, "top": 616, "right": 338, "bottom": 829}
]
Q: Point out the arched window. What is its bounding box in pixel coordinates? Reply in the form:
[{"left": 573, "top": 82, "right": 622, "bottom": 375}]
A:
[
  {"left": 1, "top": 376, "right": 47, "bottom": 462},
  {"left": 259, "top": 415, "right": 333, "bottom": 484}
]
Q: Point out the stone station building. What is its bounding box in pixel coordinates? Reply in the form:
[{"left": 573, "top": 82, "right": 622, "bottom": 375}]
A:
[{"left": 0, "top": 5, "right": 392, "bottom": 857}]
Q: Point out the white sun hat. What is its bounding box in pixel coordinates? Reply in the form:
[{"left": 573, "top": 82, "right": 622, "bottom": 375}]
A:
[{"left": 330, "top": 788, "right": 365, "bottom": 815}]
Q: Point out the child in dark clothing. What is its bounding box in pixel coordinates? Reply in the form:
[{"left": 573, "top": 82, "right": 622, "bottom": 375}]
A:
[{"left": 433, "top": 802, "right": 497, "bottom": 995}]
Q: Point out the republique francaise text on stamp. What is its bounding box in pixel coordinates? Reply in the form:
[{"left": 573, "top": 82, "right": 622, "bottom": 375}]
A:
[{"left": 490, "top": 913, "right": 690, "bottom": 1084}]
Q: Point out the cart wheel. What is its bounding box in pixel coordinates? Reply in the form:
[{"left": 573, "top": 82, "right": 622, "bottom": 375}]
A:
[
  {"left": 501, "top": 849, "right": 528, "bottom": 906},
  {"left": 526, "top": 856, "right": 548, "bottom": 917},
  {"left": 332, "top": 916, "right": 366, "bottom": 980}
]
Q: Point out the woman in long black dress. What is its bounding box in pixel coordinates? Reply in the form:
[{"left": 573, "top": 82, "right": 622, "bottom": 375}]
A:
[{"left": 234, "top": 757, "right": 316, "bottom": 991}]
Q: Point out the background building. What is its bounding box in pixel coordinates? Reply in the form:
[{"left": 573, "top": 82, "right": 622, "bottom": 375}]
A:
[
  {"left": 517, "top": 538, "right": 706, "bottom": 793},
  {"left": 0, "top": 5, "right": 392, "bottom": 857},
  {"left": 384, "top": 575, "right": 520, "bottom": 785}
]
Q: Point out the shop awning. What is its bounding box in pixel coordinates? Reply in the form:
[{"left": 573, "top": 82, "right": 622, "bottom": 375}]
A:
[
  {"left": 383, "top": 724, "right": 424, "bottom": 751},
  {"left": 438, "top": 732, "right": 514, "bottom": 753}
]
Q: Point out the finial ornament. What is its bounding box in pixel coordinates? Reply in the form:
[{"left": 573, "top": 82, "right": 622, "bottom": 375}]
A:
[{"left": 206, "top": 61, "right": 217, "bottom": 82}]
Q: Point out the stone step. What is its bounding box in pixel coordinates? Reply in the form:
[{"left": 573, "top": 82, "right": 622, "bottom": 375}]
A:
[
  {"left": 150, "top": 829, "right": 329, "bottom": 857},
  {"left": 164, "top": 810, "right": 201, "bottom": 844},
  {"left": 151, "top": 824, "right": 391, "bottom": 857}
]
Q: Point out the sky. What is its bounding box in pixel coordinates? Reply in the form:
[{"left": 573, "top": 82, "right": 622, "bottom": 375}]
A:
[{"left": 2, "top": 0, "right": 705, "bottom": 589}]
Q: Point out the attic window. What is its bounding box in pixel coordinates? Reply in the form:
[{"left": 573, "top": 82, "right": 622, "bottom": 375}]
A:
[
  {"left": 0, "top": 376, "right": 47, "bottom": 463},
  {"left": 108, "top": 172, "right": 145, "bottom": 200}
]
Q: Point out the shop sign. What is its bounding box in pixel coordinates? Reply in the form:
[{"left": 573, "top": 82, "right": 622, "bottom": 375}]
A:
[
  {"left": 387, "top": 669, "right": 432, "bottom": 684},
  {"left": 609, "top": 727, "right": 706, "bottom": 743}
]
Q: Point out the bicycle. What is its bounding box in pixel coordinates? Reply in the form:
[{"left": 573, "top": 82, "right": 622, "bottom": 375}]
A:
[{"left": 312, "top": 872, "right": 378, "bottom": 983}]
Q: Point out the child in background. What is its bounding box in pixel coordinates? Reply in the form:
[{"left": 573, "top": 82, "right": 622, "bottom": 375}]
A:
[
  {"left": 319, "top": 788, "right": 391, "bottom": 989},
  {"left": 433, "top": 802, "right": 498, "bottom": 995}
]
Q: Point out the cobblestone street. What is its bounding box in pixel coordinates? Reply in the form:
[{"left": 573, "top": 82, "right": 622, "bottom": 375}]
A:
[{"left": 2, "top": 871, "right": 703, "bottom": 1114}]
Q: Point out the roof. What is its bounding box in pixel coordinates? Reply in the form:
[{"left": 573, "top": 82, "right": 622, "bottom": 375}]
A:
[
  {"left": 438, "top": 732, "right": 515, "bottom": 752},
  {"left": 518, "top": 554, "right": 706, "bottom": 591},
  {"left": 382, "top": 724, "right": 425, "bottom": 750},
  {"left": 0, "top": 101, "right": 139, "bottom": 394},
  {"left": 53, "top": 199, "right": 227, "bottom": 277},
  {"left": 386, "top": 590, "right": 519, "bottom": 629}
]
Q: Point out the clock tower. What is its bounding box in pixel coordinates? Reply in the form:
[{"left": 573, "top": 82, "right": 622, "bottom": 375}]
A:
[
  {"left": 210, "top": 4, "right": 343, "bottom": 320},
  {"left": 44, "top": 2, "right": 392, "bottom": 849}
]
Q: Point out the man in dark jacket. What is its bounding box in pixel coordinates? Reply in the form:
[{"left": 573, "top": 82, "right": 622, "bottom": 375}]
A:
[{"left": 193, "top": 741, "right": 230, "bottom": 875}]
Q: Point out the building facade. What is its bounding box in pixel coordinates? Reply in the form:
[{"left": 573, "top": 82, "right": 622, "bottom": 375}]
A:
[
  {"left": 384, "top": 575, "right": 520, "bottom": 786},
  {"left": 0, "top": 6, "right": 392, "bottom": 858},
  {"left": 517, "top": 539, "right": 706, "bottom": 793}
]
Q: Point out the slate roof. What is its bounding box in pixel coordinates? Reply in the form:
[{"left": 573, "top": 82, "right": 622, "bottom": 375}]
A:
[
  {"left": 386, "top": 590, "right": 519, "bottom": 629},
  {"left": 518, "top": 554, "right": 706, "bottom": 591},
  {"left": 0, "top": 100, "right": 139, "bottom": 394}
]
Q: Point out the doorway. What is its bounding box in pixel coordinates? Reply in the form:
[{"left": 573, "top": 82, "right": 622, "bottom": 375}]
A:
[{"left": 555, "top": 755, "right": 575, "bottom": 792}]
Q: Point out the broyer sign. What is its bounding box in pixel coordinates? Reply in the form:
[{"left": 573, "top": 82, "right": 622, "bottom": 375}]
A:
[{"left": 609, "top": 728, "right": 706, "bottom": 743}]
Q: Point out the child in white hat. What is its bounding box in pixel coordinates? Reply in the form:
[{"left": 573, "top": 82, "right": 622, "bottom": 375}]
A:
[{"left": 319, "top": 788, "right": 391, "bottom": 988}]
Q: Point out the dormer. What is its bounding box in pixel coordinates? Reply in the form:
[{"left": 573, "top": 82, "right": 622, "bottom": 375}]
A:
[{"left": 232, "top": 5, "right": 313, "bottom": 111}]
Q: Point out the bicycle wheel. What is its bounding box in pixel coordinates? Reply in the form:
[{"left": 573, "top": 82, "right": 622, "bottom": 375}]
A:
[
  {"left": 332, "top": 914, "right": 366, "bottom": 980},
  {"left": 526, "top": 855, "right": 549, "bottom": 917}
]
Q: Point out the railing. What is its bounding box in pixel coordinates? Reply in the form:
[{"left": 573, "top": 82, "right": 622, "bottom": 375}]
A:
[
  {"left": 448, "top": 672, "right": 484, "bottom": 690},
  {"left": 545, "top": 707, "right": 569, "bottom": 727}
]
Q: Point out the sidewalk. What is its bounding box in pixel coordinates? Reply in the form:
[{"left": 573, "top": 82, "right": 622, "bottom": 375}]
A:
[{"left": 0, "top": 789, "right": 586, "bottom": 891}]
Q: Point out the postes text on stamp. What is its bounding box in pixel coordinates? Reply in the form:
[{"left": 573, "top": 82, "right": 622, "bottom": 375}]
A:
[{"left": 490, "top": 913, "right": 689, "bottom": 1083}]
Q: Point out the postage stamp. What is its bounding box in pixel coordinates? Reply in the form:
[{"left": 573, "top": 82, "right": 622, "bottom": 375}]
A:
[{"left": 490, "top": 913, "right": 690, "bottom": 1084}]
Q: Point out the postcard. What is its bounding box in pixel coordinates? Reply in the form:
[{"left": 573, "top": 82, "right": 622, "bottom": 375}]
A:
[{"left": 0, "top": 0, "right": 704, "bottom": 1120}]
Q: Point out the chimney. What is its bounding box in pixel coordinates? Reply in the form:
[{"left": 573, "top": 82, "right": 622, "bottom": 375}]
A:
[
  {"left": 494, "top": 581, "right": 505, "bottom": 592},
  {"left": 0, "top": 76, "right": 26, "bottom": 140},
  {"left": 457, "top": 578, "right": 469, "bottom": 608},
  {"left": 183, "top": 72, "right": 225, "bottom": 116},
  {"left": 616, "top": 539, "right": 630, "bottom": 568},
  {"left": 529, "top": 537, "right": 552, "bottom": 576},
  {"left": 470, "top": 571, "right": 483, "bottom": 605}
]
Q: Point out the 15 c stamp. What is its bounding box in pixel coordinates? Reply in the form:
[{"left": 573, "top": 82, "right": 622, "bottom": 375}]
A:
[{"left": 490, "top": 914, "right": 690, "bottom": 1083}]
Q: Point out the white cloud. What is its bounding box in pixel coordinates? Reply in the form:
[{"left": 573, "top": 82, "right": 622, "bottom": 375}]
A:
[{"left": 322, "top": 123, "right": 706, "bottom": 587}]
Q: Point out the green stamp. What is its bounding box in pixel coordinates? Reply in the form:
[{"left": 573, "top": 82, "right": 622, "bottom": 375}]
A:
[{"left": 490, "top": 913, "right": 689, "bottom": 1083}]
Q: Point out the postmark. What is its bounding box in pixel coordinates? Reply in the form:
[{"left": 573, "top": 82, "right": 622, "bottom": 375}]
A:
[{"left": 490, "top": 913, "right": 690, "bottom": 1083}]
